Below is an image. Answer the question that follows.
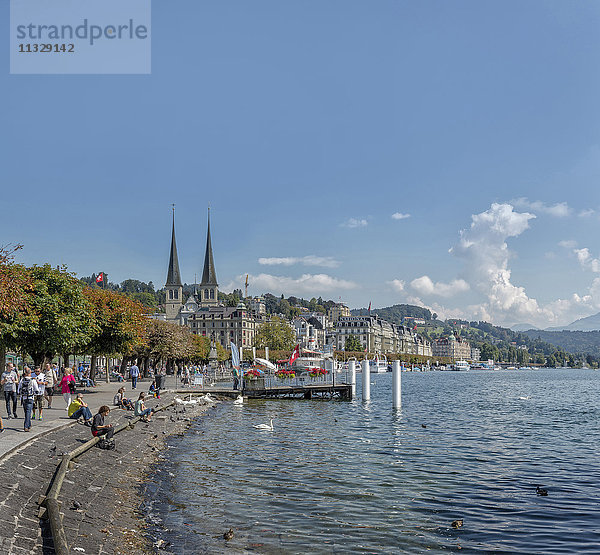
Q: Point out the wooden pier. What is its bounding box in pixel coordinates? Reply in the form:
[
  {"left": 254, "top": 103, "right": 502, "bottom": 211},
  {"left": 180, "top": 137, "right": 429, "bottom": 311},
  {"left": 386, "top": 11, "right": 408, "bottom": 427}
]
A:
[{"left": 185, "top": 383, "right": 353, "bottom": 400}]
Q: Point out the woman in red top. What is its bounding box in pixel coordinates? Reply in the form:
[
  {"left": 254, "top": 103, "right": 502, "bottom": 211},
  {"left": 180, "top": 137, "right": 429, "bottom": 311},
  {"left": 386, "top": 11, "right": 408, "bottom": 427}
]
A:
[{"left": 59, "top": 368, "right": 76, "bottom": 410}]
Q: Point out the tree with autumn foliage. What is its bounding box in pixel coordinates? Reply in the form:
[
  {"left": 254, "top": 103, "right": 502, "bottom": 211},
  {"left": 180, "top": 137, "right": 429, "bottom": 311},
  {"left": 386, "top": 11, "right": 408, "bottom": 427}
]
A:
[
  {"left": 0, "top": 245, "right": 34, "bottom": 371},
  {"left": 82, "top": 287, "right": 148, "bottom": 380}
]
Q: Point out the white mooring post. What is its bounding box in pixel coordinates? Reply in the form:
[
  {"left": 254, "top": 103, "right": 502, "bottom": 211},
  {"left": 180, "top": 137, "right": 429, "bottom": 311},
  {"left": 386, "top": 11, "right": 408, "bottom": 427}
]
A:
[
  {"left": 349, "top": 360, "right": 356, "bottom": 398},
  {"left": 253, "top": 346, "right": 256, "bottom": 361},
  {"left": 265, "top": 346, "right": 269, "bottom": 361},
  {"left": 362, "top": 358, "right": 371, "bottom": 401},
  {"left": 392, "top": 360, "right": 401, "bottom": 409}
]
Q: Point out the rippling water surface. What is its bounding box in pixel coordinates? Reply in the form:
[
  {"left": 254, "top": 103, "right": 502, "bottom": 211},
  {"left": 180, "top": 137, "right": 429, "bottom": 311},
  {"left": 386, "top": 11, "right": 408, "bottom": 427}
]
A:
[{"left": 143, "top": 369, "right": 600, "bottom": 553}]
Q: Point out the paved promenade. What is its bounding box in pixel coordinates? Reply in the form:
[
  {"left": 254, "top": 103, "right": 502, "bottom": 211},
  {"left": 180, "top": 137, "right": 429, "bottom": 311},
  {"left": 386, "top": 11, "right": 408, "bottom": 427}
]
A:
[
  {"left": 0, "top": 378, "right": 215, "bottom": 554},
  {"left": 1, "top": 378, "right": 139, "bottom": 460}
]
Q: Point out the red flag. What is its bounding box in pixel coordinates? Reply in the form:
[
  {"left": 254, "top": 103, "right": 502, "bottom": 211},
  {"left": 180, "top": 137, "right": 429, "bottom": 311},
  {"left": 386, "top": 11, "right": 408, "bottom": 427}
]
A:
[
  {"left": 413, "top": 324, "right": 417, "bottom": 331},
  {"left": 289, "top": 344, "right": 300, "bottom": 365},
  {"left": 368, "top": 302, "right": 371, "bottom": 314},
  {"left": 96, "top": 272, "right": 104, "bottom": 283}
]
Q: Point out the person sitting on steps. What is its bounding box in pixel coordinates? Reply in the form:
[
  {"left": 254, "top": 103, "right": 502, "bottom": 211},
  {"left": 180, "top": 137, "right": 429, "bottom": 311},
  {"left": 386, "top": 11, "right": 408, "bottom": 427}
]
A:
[
  {"left": 91, "top": 405, "right": 114, "bottom": 441},
  {"left": 113, "top": 387, "right": 134, "bottom": 411},
  {"left": 68, "top": 393, "right": 93, "bottom": 426},
  {"left": 134, "top": 392, "right": 155, "bottom": 422}
]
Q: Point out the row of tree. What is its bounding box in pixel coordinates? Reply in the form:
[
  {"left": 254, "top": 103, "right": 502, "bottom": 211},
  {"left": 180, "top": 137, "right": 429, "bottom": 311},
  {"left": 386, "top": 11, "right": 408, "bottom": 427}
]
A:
[{"left": 0, "top": 248, "right": 229, "bottom": 376}]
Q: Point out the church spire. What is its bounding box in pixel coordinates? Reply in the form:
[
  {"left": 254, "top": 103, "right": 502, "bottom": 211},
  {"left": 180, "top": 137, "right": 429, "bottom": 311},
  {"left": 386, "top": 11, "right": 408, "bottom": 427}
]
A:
[
  {"left": 166, "top": 205, "right": 182, "bottom": 286},
  {"left": 201, "top": 208, "right": 218, "bottom": 286}
]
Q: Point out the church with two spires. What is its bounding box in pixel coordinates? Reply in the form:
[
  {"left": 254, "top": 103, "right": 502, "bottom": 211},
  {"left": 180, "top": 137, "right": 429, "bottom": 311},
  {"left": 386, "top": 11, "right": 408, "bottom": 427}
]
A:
[{"left": 163, "top": 210, "right": 257, "bottom": 349}]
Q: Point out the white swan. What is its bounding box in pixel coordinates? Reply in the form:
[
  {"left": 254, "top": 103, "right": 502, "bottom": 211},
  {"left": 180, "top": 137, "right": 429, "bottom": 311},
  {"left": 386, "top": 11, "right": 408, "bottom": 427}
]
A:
[
  {"left": 233, "top": 395, "right": 244, "bottom": 405},
  {"left": 253, "top": 419, "right": 273, "bottom": 431},
  {"left": 175, "top": 397, "right": 198, "bottom": 405},
  {"left": 519, "top": 396, "right": 530, "bottom": 400}
]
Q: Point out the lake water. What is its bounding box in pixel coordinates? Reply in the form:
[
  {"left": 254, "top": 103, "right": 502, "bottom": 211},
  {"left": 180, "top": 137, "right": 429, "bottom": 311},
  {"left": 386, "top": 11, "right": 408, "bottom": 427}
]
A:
[{"left": 143, "top": 369, "right": 600, "bottom": 553}]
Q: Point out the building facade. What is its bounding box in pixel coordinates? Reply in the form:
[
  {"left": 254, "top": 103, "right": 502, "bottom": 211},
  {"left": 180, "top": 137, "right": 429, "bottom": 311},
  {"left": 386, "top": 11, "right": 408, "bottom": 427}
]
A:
[
  {"left": 163, "top": 209, "right": 257, "bottom": 349},
  {"left": 334, "top": 315, "right": 432, "bottom": 356},
  {"left": 327, "top": 303, "right": 350, "bottom": 325},
  {"left": 292, "top": 314, "right": 326, "bottom": 350},
  {"left": 432, "top": 334, "right": 471, "bottom": 360}
]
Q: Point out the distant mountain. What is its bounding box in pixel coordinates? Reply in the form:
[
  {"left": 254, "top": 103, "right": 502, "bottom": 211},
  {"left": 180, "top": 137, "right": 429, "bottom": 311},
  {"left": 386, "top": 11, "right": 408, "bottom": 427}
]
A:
[
  {"left": 511, "top": 323, "right": 540, "bottom": 332},
  {"left": 546, "top": 312, "right": 600, "bottom": 332}
]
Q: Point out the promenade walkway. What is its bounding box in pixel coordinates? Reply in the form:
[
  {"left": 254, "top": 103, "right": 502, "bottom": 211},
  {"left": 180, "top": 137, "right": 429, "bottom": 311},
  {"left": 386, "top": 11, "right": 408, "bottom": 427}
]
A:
[
  {"left": 0, "top": 382, "right": 213, "bottom": 554},
  {"left": 0, "top": 378, "right": 141, "bottom": 460}
]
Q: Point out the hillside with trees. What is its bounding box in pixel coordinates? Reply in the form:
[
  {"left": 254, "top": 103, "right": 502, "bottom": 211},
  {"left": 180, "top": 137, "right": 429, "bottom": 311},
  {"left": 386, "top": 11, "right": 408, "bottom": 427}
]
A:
[
  {"left": 521, "top": 329, "right": 600, "bottom": 358},
  {"left": 352, "top": 304, "right": 434, "bottom": 322},
  {"left": 80, "top": 274, "right": 165, "bottom": 309},
  {"left": 419, "top": 319, "right": 591, "bottom": 367}
]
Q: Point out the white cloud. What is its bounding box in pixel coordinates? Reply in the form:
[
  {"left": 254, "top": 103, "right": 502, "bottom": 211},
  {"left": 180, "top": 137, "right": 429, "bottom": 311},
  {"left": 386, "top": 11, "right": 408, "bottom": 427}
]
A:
[
  {"left": 512, "top": 197, "right": 572, "bottom": 217},
  {"left": 405, "top": 296, "right": 468, "bottom": 321},
  {"left": 449, "top": 203, "right": 551, "bottom": 324},
  {"left": 341, "top": 218, "right": 368, "bottom": 228},
  {"left": 559, "top": 240, "right": 577, "bottom": 249},
  {"left": 391, "top": 212, "right": 411, "bottom": 220},
  {"left": 444, "top": 202, "right": 600, "bottom": 326},
  {"left": 245, "top": 273, "right": 357, "bottom": 296},
  {"left": 258, "top": 255, "right": 340, "bottom": 268},
  {"left": 579, "top": 208, "right": 596, "bottom": 218},
  {"left": 398, "top": 202, "right": 600, "bottom": 327},
  {"left": 574, "top": 248, "right": 600, "bottom": 273},
  {"left": 410, "top": 275, "right": 470, "bottom": 298},
  {"left": 388, "top": 279, "right": 405, "bottom": 292}
]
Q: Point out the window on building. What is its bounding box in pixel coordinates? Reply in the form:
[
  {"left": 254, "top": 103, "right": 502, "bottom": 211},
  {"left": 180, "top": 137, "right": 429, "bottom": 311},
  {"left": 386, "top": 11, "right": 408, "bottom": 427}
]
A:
[
  {"left": 210, "top": 289, "right": 215, "bottom": 299},
  {"left": 168, "top": 289, "right": 173, "bottom": 300},
  {"left": 174, "top": 290, "right": 178, "bottom": 300}
]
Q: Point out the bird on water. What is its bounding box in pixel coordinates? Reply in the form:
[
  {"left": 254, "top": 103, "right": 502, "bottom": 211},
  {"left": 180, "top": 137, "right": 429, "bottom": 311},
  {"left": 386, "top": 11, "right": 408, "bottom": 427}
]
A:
[
  {"left": 253, "top": 419, "right": 274, "bottom": 431},
  {"left": 224, "top": 528, "right": 234, "bottom": 541},
  {"left": 451, "top": 519, "right": 463, "bottom": 528},
  {"left": 536, "top": 485, "right": 548, "bottom": 496}
]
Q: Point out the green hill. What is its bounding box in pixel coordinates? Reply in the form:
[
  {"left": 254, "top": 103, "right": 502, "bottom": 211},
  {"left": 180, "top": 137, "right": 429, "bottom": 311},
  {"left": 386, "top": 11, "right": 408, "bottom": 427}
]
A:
[
  {"left": 522, "top": 329, "right": 600, "bottom": 358},
  {"left": 351, "top": 304, "right": 433, "bottom": 323}
]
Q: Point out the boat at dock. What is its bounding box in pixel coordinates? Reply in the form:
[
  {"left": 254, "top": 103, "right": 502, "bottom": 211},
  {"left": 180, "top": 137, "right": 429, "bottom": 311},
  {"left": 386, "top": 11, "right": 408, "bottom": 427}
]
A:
[
  {"left": 368, "top": 355, "right": 390, "bottom": 373},
  {"left": 453, "top": 360, "right": 470, "bottom": 371},
  {"left": 293, "top": 349, "right": 331, "bottom": 372}
]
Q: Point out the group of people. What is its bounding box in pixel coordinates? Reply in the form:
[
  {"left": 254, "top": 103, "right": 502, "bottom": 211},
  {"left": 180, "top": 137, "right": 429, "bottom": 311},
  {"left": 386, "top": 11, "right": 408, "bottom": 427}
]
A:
[
  {"left": 1, "top": 361, "right": 157, "bottom": 435},
  {"left": 1, "top": 362, "right": 84, "bottom": 432},
  {"left": 113, "top": 387, "right": 156, "bottom": 422}
]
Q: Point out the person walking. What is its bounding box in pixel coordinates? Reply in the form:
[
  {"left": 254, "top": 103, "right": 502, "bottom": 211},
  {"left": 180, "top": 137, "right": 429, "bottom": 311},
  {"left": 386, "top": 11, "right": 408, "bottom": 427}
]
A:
[
  {"left": 129, "top": 362, "right": 140, "bottom": 390},
  {"left": 59, "top": 368, "right": 76, "bottom": 410},
  {"left": 43, "top": 363, "right": 57, "bottom": 409},
  {"left": 32, "top": 366, "right": 46, "bottom": 421},
  {"left": 2, "top": 362, "right": 19, "bottom": 419},
  {"left": 17, "top": 367, "right": 39, "bottom": 432}
]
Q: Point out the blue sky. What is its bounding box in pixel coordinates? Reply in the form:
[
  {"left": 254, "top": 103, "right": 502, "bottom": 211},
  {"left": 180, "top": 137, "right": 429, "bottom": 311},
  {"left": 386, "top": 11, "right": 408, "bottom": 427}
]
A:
[{"left": 2, "top": 0, "right": 600, "bottom": 328}]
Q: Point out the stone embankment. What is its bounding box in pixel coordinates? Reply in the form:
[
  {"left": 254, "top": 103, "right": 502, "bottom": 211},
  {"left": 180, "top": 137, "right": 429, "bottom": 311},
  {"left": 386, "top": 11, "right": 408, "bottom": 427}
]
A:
[{"left": 0, "top": 388, "right": 216, "bottom": 554}]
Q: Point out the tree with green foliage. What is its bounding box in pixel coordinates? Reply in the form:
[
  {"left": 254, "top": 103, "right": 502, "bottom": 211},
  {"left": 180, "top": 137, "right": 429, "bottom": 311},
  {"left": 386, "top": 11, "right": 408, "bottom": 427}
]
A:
[
  {"left": 344, "top": 334, "right": 362, "bottom": 351},
  {"left": 254, "top": 316, "right": 296, "bottom": 350},
  {"left": 14, "top": 265, "right": 96, "bottom": 367},
  {"left": 545, "top": 353, "right": 557, "bottom": 368}
]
